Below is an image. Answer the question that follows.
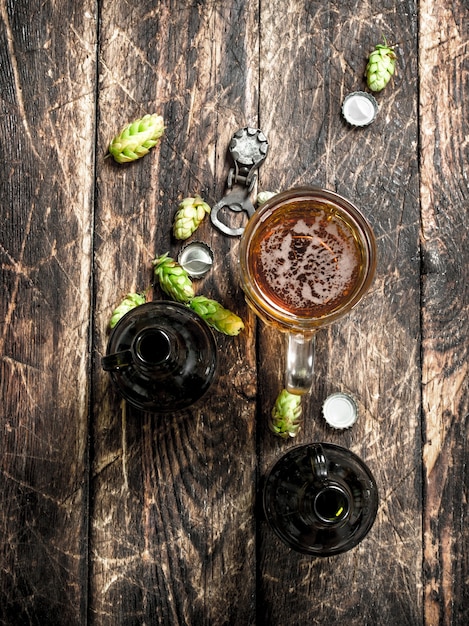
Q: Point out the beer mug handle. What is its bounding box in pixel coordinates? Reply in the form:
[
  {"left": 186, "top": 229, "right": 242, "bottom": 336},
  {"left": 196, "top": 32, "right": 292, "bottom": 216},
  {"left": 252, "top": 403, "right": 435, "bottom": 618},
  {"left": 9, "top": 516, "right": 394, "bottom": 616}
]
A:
[{"left": 285, "top": 332, "right": 315, "bottom": 394}]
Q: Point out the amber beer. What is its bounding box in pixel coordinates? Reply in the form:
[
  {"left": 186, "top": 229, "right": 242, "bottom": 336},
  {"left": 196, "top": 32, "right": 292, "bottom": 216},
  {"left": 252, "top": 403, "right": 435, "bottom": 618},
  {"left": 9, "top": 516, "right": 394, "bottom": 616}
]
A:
[
  {"left": 248, "top": 203, "right": 365, "bottom": 319},
  {"left": 239, "top": 187, "right": 376, "bottom": 393},
  {"left": 240, "top": 188, "right": 376, "bottom": 331}
]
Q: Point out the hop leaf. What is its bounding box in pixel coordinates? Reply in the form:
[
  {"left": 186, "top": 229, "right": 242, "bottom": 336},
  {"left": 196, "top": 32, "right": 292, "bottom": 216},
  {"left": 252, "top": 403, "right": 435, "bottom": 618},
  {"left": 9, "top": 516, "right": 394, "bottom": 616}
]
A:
[
  {"left": 110, "top": 292, "right": 146, "bottom": 329},
  {"left": 366, "top": 40, "right": 397, "bottom": 92},
  {"left": 152, "top": 253, "right": 195, "bottom": 303},
  {"left": 189, "top": 295, "right": 245, "bottom": 336},
  {"left": 108, "top": 114, "right": 165, "bottom": 163},
  {"left": 173, "top": 196, "right": 211, "bottom": 240},
  {"left": 270, "top": 389, "right": 303, "bottom": 438}
]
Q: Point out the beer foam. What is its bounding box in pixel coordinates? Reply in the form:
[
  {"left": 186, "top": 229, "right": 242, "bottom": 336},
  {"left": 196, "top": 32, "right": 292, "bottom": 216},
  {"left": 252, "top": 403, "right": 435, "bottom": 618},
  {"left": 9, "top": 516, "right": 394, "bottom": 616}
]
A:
[{"left": 259, "top": 216, "right": 360, "bottom": 315}]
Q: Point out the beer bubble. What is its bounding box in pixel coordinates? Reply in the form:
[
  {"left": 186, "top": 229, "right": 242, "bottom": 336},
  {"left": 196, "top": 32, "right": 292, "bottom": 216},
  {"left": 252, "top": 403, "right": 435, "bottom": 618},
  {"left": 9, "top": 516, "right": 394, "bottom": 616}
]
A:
[{"left": 256, "top": 211, "right": 361, "bottom": 317}]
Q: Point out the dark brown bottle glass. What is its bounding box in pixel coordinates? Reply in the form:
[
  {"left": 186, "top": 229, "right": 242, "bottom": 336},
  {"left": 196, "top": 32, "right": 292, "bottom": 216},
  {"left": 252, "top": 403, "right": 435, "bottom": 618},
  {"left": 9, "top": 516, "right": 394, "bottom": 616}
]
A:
[
  {"left": 263, "top": 443, "right": 379, "bottom": 556},
  {"left": 102, "top": 301, "right": 217, "bottom": 412}
]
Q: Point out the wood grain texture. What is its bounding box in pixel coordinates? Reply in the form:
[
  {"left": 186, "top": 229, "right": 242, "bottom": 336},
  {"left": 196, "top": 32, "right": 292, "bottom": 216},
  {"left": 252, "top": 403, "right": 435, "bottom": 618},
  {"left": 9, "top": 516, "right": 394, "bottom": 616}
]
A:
[
  {"left": 420, "top": 1, "right": 469, "bottom": 624},
  {"left": 0, "top": 0, "right": 96, "bottom": 623},
  {"left": 257, "top": 1, "right": 422, "bottom": 624},
  {"left": 0, "top": 0, "right": 468, "bottom": 624},
  {"left": 91, "top": 1, "right": 258, "bottom": 624}
]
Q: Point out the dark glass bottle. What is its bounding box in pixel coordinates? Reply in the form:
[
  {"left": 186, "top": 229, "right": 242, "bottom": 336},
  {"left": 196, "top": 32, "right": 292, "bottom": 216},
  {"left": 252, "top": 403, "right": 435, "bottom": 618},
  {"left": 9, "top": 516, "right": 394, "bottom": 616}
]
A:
[
  {"left": 263, "top": 443, "right": 379, "bottom": 556},
  {"left": 102, "top": 301, "right": 217, "bottom": 412}
]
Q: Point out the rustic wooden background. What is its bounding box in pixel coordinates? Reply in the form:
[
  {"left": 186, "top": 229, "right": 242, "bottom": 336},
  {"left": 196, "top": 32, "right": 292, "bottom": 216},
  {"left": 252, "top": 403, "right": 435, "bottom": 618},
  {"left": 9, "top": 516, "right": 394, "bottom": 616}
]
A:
[{"left": 1, "top": 0, "right": 468, "bottom": 624}]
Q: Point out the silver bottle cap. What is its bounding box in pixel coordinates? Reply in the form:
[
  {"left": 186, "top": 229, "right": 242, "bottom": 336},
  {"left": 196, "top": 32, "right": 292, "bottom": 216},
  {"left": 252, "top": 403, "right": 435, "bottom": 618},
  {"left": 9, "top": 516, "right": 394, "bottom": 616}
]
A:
[
  {"left": 178, "top": 241, "right": 214, "bottom": 278},
  {"left": 322, "top": 392, "right": 358, "bottom": 429},
  {"left": 342, "top": 91, "right": 378, "bottom": 127}
]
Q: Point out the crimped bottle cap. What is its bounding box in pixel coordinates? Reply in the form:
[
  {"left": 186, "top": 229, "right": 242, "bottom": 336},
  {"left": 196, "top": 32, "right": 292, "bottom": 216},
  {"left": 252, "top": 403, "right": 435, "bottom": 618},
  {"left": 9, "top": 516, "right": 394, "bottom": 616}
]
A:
[
  {"left": 178, "top": 241, "right": 214, "bottom": 278},
  {"left": 322, "top": 392, "right": 358, "bottom": 429},
  {"left": 342, "top": 91, "right": 378, "bottom": 127}
]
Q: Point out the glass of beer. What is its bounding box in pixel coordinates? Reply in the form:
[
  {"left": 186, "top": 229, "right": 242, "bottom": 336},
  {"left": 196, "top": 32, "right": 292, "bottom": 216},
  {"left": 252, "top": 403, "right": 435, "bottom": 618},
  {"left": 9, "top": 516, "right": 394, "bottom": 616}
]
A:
[{"left": 239, "top": 187, "right": 376, "bottom": 394}]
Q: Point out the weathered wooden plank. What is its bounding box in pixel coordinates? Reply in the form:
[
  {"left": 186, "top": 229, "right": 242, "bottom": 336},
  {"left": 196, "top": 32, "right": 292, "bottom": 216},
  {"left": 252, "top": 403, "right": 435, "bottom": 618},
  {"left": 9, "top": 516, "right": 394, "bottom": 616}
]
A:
[
  {"left": 91, "top": 1, "right": 258, "bottom": 623},
  {"left": 257, "top": 1, "right": 422, "bottom": 624},
  {"left": 419, "top": 2, "right": 469, "bottom": 624},
  {"left": 1, "top": 1, "right": 466, "bottom": 624},
  {"left": 0, "top": 1, "right": 96, "bottom": 623}
]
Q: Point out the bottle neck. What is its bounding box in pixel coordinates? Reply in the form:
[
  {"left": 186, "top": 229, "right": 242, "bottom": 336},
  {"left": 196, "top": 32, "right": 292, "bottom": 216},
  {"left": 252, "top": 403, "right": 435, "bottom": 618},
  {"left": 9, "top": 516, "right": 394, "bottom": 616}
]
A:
[
  {"left": 132, "top": 327, "right": 180, "bottom": 374},
  {"left": 300, "top": 482, "right": 352, "bottom": 528}
]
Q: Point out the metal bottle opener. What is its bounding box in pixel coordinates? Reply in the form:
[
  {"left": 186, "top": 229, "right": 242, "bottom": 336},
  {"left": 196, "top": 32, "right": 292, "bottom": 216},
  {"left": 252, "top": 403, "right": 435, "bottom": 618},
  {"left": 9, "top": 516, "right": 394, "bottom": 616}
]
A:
[{"left": 210, "top": 127, "right": 269, "bottom": 236}]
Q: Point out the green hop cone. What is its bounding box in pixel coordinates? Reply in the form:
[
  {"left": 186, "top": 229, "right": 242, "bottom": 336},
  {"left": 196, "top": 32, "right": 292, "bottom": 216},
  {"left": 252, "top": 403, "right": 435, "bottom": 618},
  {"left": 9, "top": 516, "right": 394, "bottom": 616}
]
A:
[
  {"left": 189, "top": 295, "right": 245, "bottom": 336},
  {"left": 108, "top": 114, "right": 165, "bottom": 163},
  {"left": 109, "top": 292, "right": 146, "bottom": 329},
  {"left": 270, "top": 389, "right": 303, "bottom": 438},
  {"left": 152, "top": 253, "right": 195, "bottom": 303},
  {"left": 173, "top": 195, "right": 211, "bottom": 240},
  {"left": 366, "top": 41, "right": 397, "bottom": 92},
  {"left": 256, "top": 191, "right": 277, "bottom": 206}
]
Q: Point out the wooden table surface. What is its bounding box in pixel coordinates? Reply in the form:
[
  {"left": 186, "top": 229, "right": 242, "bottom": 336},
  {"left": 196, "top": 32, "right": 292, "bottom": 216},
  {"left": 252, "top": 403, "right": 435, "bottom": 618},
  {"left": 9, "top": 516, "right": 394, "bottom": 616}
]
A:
[{"left": 1, "top": 0, "right": 468, "bottom": 624}]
